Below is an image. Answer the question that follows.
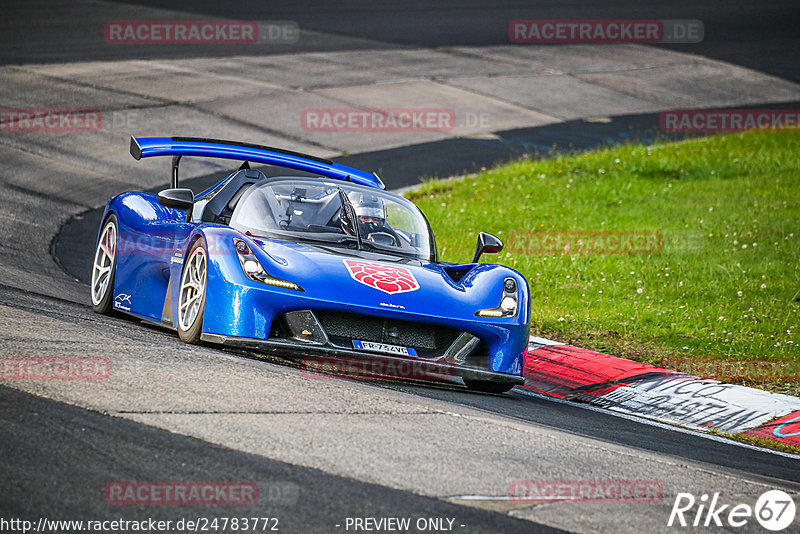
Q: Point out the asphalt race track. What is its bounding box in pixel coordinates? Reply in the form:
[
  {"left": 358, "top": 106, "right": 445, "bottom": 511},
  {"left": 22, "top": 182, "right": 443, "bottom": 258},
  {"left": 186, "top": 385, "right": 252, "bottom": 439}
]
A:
[{"left": 1, "top": 2, "right": 799, "bottom": 533}]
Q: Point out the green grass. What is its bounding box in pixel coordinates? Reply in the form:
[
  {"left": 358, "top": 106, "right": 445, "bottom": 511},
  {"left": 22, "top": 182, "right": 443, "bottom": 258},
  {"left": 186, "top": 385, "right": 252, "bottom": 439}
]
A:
[
  {"left": 407, "top": 131, "right": 800, "bottom": 394},
  {"left": 718, "top": 430, "right": 800, "bottom": 455}
]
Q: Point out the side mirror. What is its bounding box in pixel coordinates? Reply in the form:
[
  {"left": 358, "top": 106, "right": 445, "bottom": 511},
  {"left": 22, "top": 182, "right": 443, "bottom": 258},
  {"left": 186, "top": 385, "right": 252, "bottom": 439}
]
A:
[
  {"left": 473, "top": 232, "right": 503, "bottom": 263},
  {"left": 157, "top": 188, "right": 194, "bottom": 222}
]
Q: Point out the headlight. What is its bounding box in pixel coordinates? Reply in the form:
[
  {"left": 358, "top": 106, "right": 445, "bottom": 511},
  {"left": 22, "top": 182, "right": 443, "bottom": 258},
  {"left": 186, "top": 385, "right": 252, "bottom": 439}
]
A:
[
  {"left": 476, "top": 277, "right": 518, "bottom": 318},
  {"left": 233, "top": 238, "right": 304, "bottom": 291}
]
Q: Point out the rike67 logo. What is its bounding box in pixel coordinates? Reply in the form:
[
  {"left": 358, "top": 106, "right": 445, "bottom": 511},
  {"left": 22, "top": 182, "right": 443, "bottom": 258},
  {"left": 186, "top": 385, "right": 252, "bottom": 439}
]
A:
[
  {"left": 668, "top": 490, "right": 796, "bottom": 531},
  {"left": 343, "top": 259, "right": 419, "bottom": 295}
]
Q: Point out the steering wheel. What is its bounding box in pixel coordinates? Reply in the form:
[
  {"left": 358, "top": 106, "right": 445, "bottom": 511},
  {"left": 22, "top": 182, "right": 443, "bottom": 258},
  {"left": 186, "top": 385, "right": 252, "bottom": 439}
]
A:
[{"left": 365, "top": 231, "right": 400, "bottom": 247}]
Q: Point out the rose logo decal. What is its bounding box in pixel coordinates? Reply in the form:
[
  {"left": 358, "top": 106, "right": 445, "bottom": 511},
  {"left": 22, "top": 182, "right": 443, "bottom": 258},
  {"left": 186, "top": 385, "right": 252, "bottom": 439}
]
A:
[{"left": 343, "top": 259, "right": 420, "bottom": 295}]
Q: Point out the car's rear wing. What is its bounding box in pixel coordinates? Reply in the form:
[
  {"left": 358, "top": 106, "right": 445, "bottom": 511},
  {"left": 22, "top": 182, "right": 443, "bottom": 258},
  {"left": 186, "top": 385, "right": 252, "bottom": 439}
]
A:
[{"left": 130, "top": 136, "right": 385, "bottom": 190}]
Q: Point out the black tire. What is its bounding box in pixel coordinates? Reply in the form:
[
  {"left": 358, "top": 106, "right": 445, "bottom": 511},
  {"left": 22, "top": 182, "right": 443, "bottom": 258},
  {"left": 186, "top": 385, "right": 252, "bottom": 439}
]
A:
[
  {"left": 177, "top": 239, "right": 207, "bottom": 344},
  {"left": 91, "top": 213, "right": 118, "bottom": 314},
  {"left": 464, "top": 379, "right": 516, "bottom": 394}
]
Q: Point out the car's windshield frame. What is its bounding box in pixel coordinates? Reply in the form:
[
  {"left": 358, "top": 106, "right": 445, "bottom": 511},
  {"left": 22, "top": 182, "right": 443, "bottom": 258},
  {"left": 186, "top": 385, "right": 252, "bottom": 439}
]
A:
[{"left": 228, "top": 177, "right": 437, "bottom": 262}]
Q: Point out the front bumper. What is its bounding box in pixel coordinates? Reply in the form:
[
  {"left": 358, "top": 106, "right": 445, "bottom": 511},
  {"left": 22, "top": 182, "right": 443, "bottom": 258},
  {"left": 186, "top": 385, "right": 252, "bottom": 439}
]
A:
[{"left": 200, "top": 333, "right": 525, "bottom": 387}]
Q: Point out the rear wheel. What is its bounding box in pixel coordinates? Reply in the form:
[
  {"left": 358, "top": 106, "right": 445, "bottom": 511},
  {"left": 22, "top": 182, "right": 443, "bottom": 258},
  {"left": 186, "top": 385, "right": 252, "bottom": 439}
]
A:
[
  {"left": 177, "top": 239, "right": 207, "bottom": 344},
  {"left": 464, "top": 379, "right": 516, "bottom": 394},
  {"left": 91, "top": 214, "right": 118, "bottom": 314}
]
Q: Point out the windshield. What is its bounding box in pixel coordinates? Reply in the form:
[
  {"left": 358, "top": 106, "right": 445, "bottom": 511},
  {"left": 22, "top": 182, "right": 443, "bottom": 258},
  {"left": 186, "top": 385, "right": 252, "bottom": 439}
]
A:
[{"left": 229, "top": 178, "right": 434, "bottom": 260}]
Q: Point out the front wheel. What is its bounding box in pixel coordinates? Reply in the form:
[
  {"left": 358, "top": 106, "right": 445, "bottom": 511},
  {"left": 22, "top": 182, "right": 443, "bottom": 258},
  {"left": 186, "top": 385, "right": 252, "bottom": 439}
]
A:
[
  {"left": 91, "top": 214, "right": 118, "bottom": 314},
  {"left": 464, "top": 379, "right": 516, "bottom": 394},
  {"left": 177, "top": 239, "right": 207, "bottom": 344}
]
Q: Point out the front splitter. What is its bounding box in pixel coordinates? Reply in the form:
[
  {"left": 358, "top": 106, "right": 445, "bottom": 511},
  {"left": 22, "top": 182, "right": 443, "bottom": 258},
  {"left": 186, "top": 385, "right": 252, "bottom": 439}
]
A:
[{"left": 201, "top": 333, "right": 524, "bottom": 386}]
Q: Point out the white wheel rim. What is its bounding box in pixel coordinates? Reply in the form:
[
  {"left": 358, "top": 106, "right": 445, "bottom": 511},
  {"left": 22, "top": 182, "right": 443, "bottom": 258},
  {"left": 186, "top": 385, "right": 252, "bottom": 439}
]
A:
[
  {"left": 178, "top": 245, "right": 206, "bottom": 331},
  {"left": 91, "top": 220, "right": 117, "bottom": 306}
]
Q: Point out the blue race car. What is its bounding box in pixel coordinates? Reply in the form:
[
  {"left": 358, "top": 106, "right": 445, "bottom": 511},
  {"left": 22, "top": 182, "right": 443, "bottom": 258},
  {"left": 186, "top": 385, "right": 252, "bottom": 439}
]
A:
[{"left": 91, "top": 137, "right": 529, "bottom": 393}]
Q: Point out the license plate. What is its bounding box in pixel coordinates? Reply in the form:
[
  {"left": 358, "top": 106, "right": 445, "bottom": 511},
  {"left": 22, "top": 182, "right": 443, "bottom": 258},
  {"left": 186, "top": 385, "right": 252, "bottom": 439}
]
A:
[{"left": 353, "top": 340, "right": 418, "bottom": 357}]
